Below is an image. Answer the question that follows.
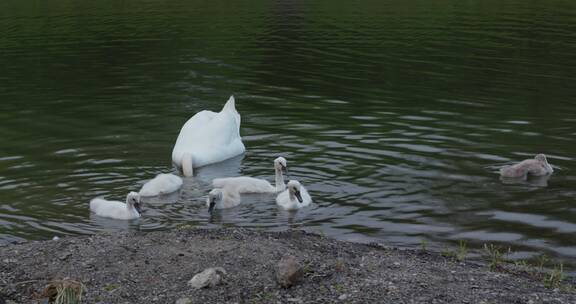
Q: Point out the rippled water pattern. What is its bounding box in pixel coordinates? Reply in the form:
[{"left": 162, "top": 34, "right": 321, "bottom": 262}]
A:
[{"left": 1, "top": 0, "right": 576, "bottom": 270}]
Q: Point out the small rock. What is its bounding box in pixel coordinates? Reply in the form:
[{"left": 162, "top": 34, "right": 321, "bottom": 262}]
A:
[
  {"left": 52, "top": 236, "right": 60, "bottom": 241},
  {"left": 188, "top": 267, "right": 226, "bottom": 289},
  {"left": 338, "top": 294, "right": 349, "bottom": 301},
  {"left": 175, "top": 297, "right": 192, "bottom": 304},
  {"left": 59, "top": 252, "right": 72, "bottom": 261},
  {"left": 275, "top": 255, "right": 304, "bottom": 288}
]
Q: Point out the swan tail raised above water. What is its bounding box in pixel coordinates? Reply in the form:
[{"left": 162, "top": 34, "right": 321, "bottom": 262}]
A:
[
  {"left": 221, "top": 95, "right": 241, "bottom": 126},
  {"left": 171, "top": 95, "right": 246, "bottom": 172}
]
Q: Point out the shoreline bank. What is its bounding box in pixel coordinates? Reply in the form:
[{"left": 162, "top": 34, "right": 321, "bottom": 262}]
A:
[{"left": 1, "top": 228, "right": 575, "bottom": 303}]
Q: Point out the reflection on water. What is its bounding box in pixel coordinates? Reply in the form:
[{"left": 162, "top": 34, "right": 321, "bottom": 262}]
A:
[
  {"left": 500, "top": 175, "right": 551, "bottom": 188},
  {"left": 1, "top": 0, "right": 576, "bottom": 273}
]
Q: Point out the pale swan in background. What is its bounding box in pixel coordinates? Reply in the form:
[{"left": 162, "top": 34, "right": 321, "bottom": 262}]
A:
[
  {"left": 212, "top": 156, "right": 288, "bottom": 193},
  {"left": 139, "top": 173, "right": 183, "bottom": 197},
  {"left": 500, "top": 153, "right": 554, "bottom": 178},
  {"left": 90, "top": 192, "right": 142, "bottom": 220},
  {"left": 172, "top": 95, "right": 245, "bottom": 177},
  {"left": 207, "top": 187, "right": 241, "bottom": 212},
  {"left": 276, "top": 180, "right": 312, "bottom": 210}
]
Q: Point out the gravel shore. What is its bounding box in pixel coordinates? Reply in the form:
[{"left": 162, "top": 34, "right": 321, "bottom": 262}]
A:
[{"left": 1, "top": 228, "right": 575, "bottom": 303}]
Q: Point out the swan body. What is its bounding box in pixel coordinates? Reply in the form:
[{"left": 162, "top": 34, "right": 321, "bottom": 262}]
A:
[
  {"left": 207, "top": 187, "right": 241, "bottom": 212},
  {"left": 172, "top": 96, "right": 245, "bottom": 176},
  {"left": 139, "top": 173, "right": 183, "bottom": 197},
  {"left": 90, "top": 192, "right": 142, "bottom": 220},
  {"left": 276, "top": 180, "right": 312, "bottom": 210},
  {"left": 213, "top": 176, "right": 274, "bottom": 193},
  {"left": 212, "top": 157, "right": 288, "bottom": 193},
  {"left": 500, "top": 154, "right": 554, "bottom": 178}
]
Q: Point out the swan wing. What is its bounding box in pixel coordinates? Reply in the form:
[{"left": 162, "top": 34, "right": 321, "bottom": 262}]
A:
[
  {"left": 212, "top": 176, "right": 274, "bottom": 193},
  {"left": 299, "top": 186, "right": 312, "bottom": 206},
  {"left": 140, "top": 174, "right": 183, "bottom": 197},
  {"left": 276, "top": 190, "right": 299, "bottom": 210},
  {"left": 90, "top": 199, "right": 138, "bottom": 220}
]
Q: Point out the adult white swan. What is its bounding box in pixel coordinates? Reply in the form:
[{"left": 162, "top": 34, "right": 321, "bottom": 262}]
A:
[
  {"left": 276, "top": 180, "right": 312, "bottom": 210},
  {"left": 139, "top": 173, "right": 183, "bottom": 197},
  {"left": 172, "top": 96, "right": 245, "bottom": 177},
  {"left": 207, "top": 187, "right": 241, "bottom": 212},
  {"left": 500, "top": 153, "right": 554, "bottom": 178},
  {"left": 212, "top": 156, "right": 288, "bottom": 193},
  {"left": 90, "top": 192, "right": 142, "bottom": 220}
]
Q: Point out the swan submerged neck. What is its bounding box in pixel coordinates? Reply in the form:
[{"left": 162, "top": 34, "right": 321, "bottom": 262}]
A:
[{"left": 182, "top": 153, "right": 194, "bottom": 177}]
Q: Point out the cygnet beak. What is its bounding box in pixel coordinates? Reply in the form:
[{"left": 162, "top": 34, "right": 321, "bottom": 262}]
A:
[
  {"left": 294, "top": 190, "right": 303, "bottom": 203},
  {"left": 134, "top": 202, "right": 143, "bottom": 214},
  {"left": 208, "top": 199, "right": 216, "bottom": 213}
]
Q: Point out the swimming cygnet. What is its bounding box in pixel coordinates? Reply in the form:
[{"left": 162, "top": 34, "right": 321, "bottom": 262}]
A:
[
  {"left": 139, "top": 173, "right": 183, "bottom": 197},
  {"left": 90, "top": 192, "right": 142, "bottom": 220},
  {"left": 212, "top": 156, "right": 288, "bottom": 193},
  {"left": 500, "top": 153, "right": 554, "bottom": 178},
  {"left": 276, "top": 180, "right": 312, "bottom": 210},
  {"left": 206, "top": 187, "right": 241, "bottom": 213}
]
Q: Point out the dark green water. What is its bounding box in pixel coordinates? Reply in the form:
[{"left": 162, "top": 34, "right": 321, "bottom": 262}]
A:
[{"left": 1, "top": 0, "right": 576, "bottom": 270}]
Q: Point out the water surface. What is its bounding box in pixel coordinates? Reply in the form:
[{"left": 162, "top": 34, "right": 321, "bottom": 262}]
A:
[{"left": 1, "top": 0, "right": 576, "bottom": 272}]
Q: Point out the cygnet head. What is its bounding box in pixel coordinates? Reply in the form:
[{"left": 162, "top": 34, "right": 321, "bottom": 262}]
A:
[
  {"left": 126, "top": 191, "right": 143, "bottom": 214},
  {"left": 274, "top": 156, "right": 288, "bottom": 174},
  {"left": 535, "top": 153, "right": 548, "bottom": 163},
  {"left": 274, "top": 156, "right": 287, "bottom": 169},
  {"left": 287, "top": 180, "right": 303, "bottom": 203},
  {"left": 207, "top": 189, "right": 223, "bottom": 213}
]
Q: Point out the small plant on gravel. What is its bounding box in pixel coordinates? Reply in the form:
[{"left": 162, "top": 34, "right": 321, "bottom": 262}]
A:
[
  {"left": 333, "top": 283, "right": 345, "bottom": 294},
  {"left": 334, "top": 259, "right": 346, "bottom": 272},
  {"left": 103, "top": 283, "right": 120, "bottom": 292},
  {"left": 176, "top": 224, "right": 194, "bottom": 230},
  {"left": 420, "top": 239, "right": 428, "bottom": 251},
  {"left": 483, "top": 243, "right": 504, "bottom": 271},
  {"left": 456, "top": 240, "right": 468, "bottom": 262},
  {"left": 38, "top": 279, "right": 83, "bottom": 304},
  {"left": 543, "top": 263, "right": 565, "bottom": 289},
  {"left": 441, "top": 246, "right": 455, "bottom": 258},
  {"left": 513, "top": 259, "right": 528, "bottom": 270},
  {"left": 303, "top": 262, "right": 313, "bottom": 274},
  {"left": 536, "top": 254, "right": 550, "bottom": 270}
]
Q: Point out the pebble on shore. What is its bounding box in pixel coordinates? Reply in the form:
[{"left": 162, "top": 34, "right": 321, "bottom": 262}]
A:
[{"left": 188, "top": 267, "right": 227, "bottom": 289}]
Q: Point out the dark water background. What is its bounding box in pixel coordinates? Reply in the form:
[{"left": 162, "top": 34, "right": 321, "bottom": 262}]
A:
[{"left": 1, "top": 0, "right": 576, "bottom": 272}]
